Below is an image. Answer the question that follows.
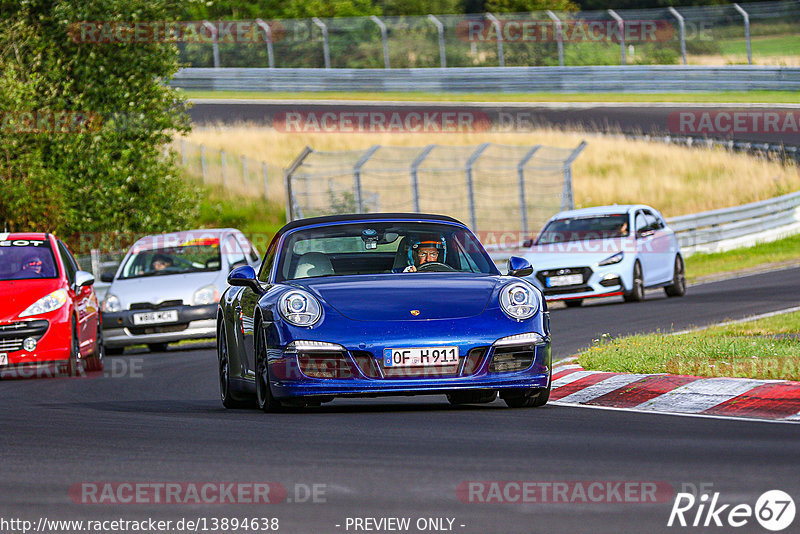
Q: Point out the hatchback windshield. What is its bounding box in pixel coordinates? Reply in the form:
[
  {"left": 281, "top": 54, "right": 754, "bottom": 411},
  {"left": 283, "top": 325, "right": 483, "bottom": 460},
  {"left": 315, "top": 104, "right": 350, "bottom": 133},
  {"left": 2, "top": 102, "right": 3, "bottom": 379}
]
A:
[
  {"left": 119, "top": 240, "right": 222, "bottom": 279},
  {"left": 0, "top": 240, "right": 59, "bottom": 281},
  {"left": 536, "top": 214, "right": 630, "bottom": 245},
  {"left": 276, "top": 222, "right": 496, "bottom": 282}
]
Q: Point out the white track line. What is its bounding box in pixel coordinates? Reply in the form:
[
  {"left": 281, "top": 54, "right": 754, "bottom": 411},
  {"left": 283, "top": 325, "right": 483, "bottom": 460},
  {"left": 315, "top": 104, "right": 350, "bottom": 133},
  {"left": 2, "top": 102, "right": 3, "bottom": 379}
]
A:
[
  {"left": 557, "top": 373, "right": 650, "bottom": 404},
  {"left": 552, "top": 370, "right": 604, "bottom": 388},
  {"left": 635, "top": 377, "right": 766, "bottom": 413}
]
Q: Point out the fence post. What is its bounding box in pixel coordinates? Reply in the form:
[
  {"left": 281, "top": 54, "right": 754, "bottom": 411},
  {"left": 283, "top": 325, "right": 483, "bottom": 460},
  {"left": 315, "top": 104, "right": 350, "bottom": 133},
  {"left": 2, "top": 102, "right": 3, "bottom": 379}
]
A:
[
  {"left": 200, "top": 144, "right": 207, "bottom": 184},
  {"left": 220, "top": 150, "right": 227, "bottom": 187},
  {"left": 485, "top": 13, "right": 504, "bottom": 67},
  {"left": 370, "top": 16, "right": 390, "bottom": 69},
  {"left": 353, "top": 145, "right": 381, "bottom": 214},
  {"left": 180, "top": 138, "right": 186, "bottom": 167},
  {"left": 241, "top": 155, "right": 248, "bottom": 187},
  {"left": 607, "top": 10, "right": 626, "bottom": 65},
  {"left": 733, "top": 3, "right": 752, "bottom": 65},
  {"left": 312, "top": 17, "right": 331, "bottom": 68},
  {"left": 90, "top": 249, "right": 101, "bottom": 280},
  {"left": 561, "top": 141, "right": 587, "bottom": 211},
  {"left": 284, "top": 146, "right": 314, "bottom": 222},
  {"left": 262, "top": 162, "right": 269, "bottom": 200},
  {"left": 465, "top": 143, "right": 489, "bottom": 231},
  {"left": 517, "top": 145, "right": 541, "bottom": 237},
  {"left": 546, "top": 11, "right": 564, "bottom": 67},
  {"left": 410, "top": 145, "right": 436, "bottom": 213},
  {"left": 427, "top": 15, "right": 446, "bottom": 68},
  {"left": 667, "top": 7, "right": 687, "bottom": 65},
  {"left": 255, "top": 19, "right": 276, "bottom": 68},
  {"left": 202, "top": 21, "right": 220, "bottom": 68}
]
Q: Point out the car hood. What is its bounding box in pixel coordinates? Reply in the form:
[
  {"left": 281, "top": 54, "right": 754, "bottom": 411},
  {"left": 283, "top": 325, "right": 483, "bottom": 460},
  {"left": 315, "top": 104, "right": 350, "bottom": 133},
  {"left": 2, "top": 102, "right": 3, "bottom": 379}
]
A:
[
  {"left": 525, "top": 239, "right": 633, "bottom": 269},
  {"left": 0, "top": 279, "right": 62, "bottom": 321},
  {"left": 108, "top": 271, "right": 223, "bottom": 309},
  {"left": 294, "top": 273, "right": 499, "bottom": 321}
]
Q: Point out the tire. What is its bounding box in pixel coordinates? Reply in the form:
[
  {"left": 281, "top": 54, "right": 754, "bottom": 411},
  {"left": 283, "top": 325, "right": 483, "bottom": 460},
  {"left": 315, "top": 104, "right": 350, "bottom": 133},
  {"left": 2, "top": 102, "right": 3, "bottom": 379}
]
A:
[
  {"left": 218, "top": 320, "right": 250, "bottom": 409},
  {"left": 623, "top": 261, "right": 645, "bottom": 303},
  {"left": 446, "top": 390, "right": 497, "bottom": 405},
  {"left": 84, "top": 316, "right": 105, "bottom": 372},
  {"left": 65, "top": 318, "right": 84, "bottom": 377},
  {"left": 254, "top": 322, "right": 282, "bottom": 413},
  {"left": 147, "top": 343, "right": 169, "bottom": 353},
  {"left": 564, "top": 299, "right": 583, "bottom": 308},
  {"left": 105, "top": 347, "right": 124, "bottom": 356},
  {"left": 664, "top": 255, "right": 687, "bottom": 298},
  {"left": 502, "top": 385, "right": 550, "bottom": 408}
]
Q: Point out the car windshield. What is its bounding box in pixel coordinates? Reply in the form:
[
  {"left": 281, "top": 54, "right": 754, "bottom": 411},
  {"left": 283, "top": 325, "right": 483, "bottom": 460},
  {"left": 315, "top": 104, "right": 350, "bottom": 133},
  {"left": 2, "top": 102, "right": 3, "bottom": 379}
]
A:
[
  {"left": 0, "top": 239, "right": 59, "bottom": 281},
  {"left": 276, "top": 221, "right": 496, "bottom": 282},
  {"left": 536, "top": 214, "right": 630, "bottom": 244},
  {"left": 119, "top": 239, "right": 222, "bottom": 280}
]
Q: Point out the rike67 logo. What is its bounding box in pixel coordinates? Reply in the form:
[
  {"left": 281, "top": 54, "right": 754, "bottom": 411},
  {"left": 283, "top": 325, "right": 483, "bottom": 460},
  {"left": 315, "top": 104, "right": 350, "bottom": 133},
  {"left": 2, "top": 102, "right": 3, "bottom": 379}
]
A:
[{"left": 668, "top": 490, "right": 795, "bottom": 531}]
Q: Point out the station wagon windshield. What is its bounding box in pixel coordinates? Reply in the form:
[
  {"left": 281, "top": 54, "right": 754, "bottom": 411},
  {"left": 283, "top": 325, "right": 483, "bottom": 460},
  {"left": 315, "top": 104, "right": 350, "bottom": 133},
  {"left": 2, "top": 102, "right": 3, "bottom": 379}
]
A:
[
  {"left": 277, "top": 222, "right": 496, "bottom": 282},
  {"left": 119, "top": 242, "right": 222, "bottom": 279},
  {"left": 536, "top": 214, "right": 630, "bottom": 245}
]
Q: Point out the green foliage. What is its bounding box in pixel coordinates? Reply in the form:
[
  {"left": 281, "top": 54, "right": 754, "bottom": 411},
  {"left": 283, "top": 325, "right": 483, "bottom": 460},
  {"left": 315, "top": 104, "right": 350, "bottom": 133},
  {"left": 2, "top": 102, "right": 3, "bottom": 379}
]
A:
[{"left": 0, "top": 0, "right": 197, "bottom": 250}]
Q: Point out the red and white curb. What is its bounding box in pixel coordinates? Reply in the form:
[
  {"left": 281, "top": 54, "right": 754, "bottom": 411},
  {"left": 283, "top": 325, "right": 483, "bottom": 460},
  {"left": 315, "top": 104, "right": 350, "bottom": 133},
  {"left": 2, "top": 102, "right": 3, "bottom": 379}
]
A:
[{"left": 550, "top": 359, "right": 800, "bottom": 423}]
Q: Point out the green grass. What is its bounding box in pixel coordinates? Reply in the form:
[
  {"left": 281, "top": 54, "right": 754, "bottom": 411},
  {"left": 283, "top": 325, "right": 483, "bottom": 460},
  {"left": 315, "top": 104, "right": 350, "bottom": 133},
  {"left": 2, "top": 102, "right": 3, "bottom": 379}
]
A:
[
  {"left": 182, "top": 89, "right": 800, "bottom": 104},
  {"left": 578, "top": 311, "right": 800, "bottom": 380},
  {"left": 718, "top": 34, "right": 800, "bottom": 57},
  {"left": 686, "top": 233, "right": 800, "bottom": 282},
  {"left": 196, "top": 182, "right": 285, "bottom": 248}
]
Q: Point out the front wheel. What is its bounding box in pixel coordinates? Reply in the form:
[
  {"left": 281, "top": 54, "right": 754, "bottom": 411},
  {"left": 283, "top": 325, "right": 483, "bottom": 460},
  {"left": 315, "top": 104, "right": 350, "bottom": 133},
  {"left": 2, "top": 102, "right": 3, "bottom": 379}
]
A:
[
  {"left": 255, "top": 324, "right": 282, "bottom": 413},
  {"left": 65, "top": 318, "right": 84, "bottom": 377},
  {"left": 623, "top": 261, "right": 645, "bottom": 303},
  {"left": 664, "top": 255, "right": 687, "bottom": 297},
  {"left": 147, "top": 343, "right": 168, "bottom": 353},
  {"left": 84, "top": 316, "right": 105, "bottom": 372},
  {"left": 218, "top": 321, "right": 250, "bottom": 409},
  {"left": 502, "top": 385, "right": 550, "bottom": 408}
]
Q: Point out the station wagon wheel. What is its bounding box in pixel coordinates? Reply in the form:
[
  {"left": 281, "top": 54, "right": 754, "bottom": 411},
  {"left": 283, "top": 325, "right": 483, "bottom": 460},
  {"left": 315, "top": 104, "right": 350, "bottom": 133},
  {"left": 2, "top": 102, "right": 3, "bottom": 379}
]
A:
[
  {"left": 664, "top": 255, "right": 687, "bottom": 298},
  {"left": 623, "top": 261, "right": 645, "bottom": 303},
  {"left": 218, "top": 319, "right": 249, "bottom": 409},
  {"left": 255, "top": 324, "right": 282, "bottom": 413}
]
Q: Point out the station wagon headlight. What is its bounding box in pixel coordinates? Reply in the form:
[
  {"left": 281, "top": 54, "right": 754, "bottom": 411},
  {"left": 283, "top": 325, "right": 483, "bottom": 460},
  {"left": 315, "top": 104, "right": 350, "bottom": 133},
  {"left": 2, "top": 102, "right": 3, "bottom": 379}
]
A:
[
  {"left": 598, "top": 252, "right": 624, "bottom": 266},
  {"left": 193, "top": 284, "right": 220, "bottom": 306},
  {"left": 102, "top": 293, "right": 121, "bottom": 313},
  {"left": 500, "top": 283, "right": 539, "bottom": 320},
  {"left": 279, "top": 290, "right": 322, "bottom": 327},
  {"left": 19, "top": 289, "right": 68, "bottom": 318}
]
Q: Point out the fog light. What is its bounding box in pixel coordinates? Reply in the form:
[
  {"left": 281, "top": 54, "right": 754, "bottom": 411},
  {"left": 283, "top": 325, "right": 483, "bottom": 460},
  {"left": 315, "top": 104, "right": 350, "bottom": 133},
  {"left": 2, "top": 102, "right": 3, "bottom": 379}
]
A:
[
  {"left": 600, "top": 273, "right": 622, "bottom": 287},
  {"left": 23, "top": 337, "right": 37, "bottom": 352}
]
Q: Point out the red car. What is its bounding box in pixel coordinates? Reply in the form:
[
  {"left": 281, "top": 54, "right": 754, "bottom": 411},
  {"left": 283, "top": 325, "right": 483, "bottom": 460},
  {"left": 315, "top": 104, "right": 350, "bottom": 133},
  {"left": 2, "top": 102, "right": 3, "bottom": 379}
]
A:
[{"left": 0, "top": 233, "right": 103, "bottom": 377}]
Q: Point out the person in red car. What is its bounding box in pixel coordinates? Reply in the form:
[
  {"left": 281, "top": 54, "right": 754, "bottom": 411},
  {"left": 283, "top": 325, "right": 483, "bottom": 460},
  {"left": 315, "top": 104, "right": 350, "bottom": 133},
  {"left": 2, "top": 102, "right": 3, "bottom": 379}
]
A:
[{"left": 0, "top": 233, "right": 104, "bottom": 377}]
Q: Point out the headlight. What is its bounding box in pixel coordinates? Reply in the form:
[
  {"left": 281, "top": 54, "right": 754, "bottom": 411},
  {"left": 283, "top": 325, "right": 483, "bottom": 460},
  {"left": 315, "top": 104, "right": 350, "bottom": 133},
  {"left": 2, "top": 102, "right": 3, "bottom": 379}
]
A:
[
  {"left": 19, "top": 289, "right": 68, "bottom": 318},
  {"left": 598, "top": 252, "right": 624, "bottom": 266},
  {"left": 279, "top": 289, "right": 322, "bottom": 327},
  {"left": 500, "top": 282, "right": 539, "bottom": 320},
  {"left": 102, "top": 293, "right": 121, "bottom": 313},
  {"left": 193, "top": 284, "right": 220, "bottom": 306}
]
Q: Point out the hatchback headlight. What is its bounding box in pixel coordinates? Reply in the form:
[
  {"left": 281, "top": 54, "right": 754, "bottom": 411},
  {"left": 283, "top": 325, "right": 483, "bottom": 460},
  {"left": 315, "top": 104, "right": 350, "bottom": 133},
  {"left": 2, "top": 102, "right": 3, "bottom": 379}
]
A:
[
  {"left": 598, "top": 252, "right": 624, "bottom": 266},
  {"left": 193, "top": 284, "right": 220, "bottom": 306},
  {"left": 500, "top": 282, "right": 539, "bottom": 320},
  {"left": 19, "top": 289, "right": 68, "bottom": 318},
  {"left": 102, "top": 293, "right": 121, "bottom": 313},
  {"left": 279, "top": 290, "right": 322, "bottom": 327}
]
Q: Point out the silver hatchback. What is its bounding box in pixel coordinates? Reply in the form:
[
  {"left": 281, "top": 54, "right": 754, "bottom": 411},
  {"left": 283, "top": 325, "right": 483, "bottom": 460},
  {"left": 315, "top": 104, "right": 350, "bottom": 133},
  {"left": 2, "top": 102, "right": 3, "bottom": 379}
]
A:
[{"left": 101, "top": 229, "right": 259, "bottom": 353}]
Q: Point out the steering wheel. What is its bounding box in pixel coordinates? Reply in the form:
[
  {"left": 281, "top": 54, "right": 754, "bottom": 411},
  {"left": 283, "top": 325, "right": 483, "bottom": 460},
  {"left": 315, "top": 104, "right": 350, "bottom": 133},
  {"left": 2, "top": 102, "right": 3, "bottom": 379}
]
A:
[{"left": 416, "top": 262, "right": 456, "bottom": 272}]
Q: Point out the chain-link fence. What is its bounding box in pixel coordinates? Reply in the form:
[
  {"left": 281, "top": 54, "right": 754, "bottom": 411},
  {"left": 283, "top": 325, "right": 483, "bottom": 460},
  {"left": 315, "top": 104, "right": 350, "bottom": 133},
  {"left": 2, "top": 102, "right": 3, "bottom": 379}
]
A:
[
  {"left": 285, "top": 142, "right": 586, "bottom": 233},
  {"left": 177, "top": 0, "right": 800, "bottom": 68}
]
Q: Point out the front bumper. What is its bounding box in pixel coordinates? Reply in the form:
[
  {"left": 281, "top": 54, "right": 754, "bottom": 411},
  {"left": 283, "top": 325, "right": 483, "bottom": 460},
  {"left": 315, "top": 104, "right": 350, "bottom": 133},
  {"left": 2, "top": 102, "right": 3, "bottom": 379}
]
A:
[
  {"left": 103, "top": 304, "right": 216, "bottom": 347},
  {"left": 0, "top": 313, "right": 72, "bottom": 367},
  {"left": 528, "top": 263, "right": 631, "bottom": 301}
]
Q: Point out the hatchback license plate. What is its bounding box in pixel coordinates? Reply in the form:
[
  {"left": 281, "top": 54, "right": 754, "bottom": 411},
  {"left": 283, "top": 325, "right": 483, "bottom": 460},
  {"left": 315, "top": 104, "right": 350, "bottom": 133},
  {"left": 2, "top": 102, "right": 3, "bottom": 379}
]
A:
[
  {"left": 384, "top": 346, "right": 459, "bottom": 367},
  {"left": 133, "top": 310, "right": 179, "bottom": 325},
  {"left": 546, "top": 274, "right": 583, "bottom": 287}
]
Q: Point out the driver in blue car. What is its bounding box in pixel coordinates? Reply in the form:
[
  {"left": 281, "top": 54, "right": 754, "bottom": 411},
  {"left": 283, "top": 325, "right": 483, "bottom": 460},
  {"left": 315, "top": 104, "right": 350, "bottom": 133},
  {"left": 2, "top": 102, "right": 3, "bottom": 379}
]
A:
[{"left": 403, "top": 236, "right": 446, "bottom": 272}]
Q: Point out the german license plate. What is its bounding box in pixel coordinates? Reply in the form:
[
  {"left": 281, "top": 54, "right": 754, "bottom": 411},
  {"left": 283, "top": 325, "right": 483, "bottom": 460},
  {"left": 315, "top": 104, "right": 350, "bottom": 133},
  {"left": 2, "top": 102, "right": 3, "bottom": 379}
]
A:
[
  {"left": 546, "top": 274, "right": 583, "bottom": 287},
  {"left": 383, "top": 346, "right": 459, "bottom": 367},
  {"left": 132, "top": 310, "right": 179, "bottom": 325},
  {"left": 0, "top": 353, "right": 7, "bottom": 366}
]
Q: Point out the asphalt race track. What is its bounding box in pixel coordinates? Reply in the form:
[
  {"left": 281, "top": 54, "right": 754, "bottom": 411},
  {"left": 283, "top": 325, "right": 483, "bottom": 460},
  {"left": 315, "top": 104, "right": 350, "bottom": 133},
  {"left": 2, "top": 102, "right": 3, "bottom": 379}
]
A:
[{"left": 2, "top": 268, "right": 799, "bottom": 534}]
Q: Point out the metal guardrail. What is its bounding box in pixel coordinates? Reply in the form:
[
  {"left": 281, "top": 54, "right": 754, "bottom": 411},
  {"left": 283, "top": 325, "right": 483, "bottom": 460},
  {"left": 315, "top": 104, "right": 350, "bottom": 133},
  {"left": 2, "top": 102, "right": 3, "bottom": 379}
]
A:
[{"left": 171, "top": 66, "right": 800, "bottom": 93}]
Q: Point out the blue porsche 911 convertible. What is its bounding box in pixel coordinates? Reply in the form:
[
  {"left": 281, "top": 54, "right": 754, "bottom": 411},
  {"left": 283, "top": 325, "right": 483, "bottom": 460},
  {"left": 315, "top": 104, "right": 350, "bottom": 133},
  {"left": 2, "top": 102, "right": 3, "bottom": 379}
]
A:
[{"left": 216, "top": 213, "right": 551, "bottom": 411}]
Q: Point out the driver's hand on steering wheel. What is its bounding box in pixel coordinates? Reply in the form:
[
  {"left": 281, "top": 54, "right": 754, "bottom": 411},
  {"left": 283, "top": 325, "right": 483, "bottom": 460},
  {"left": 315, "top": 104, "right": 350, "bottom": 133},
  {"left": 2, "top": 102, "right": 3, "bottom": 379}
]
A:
[{"left": 403, "top": 265, "right": 417, "bottom": 272}]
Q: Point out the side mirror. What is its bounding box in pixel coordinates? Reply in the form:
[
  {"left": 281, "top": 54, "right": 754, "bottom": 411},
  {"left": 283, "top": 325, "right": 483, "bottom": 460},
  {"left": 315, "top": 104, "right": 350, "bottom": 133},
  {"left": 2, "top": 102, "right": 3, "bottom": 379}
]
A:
[
  {"left": 75, "top": 270, "right": 95, "bottom": 288},
  {"left": 100, "top": 271, "right": 115, "bottom": 283},
  {"left": 507, "top": 256, "right": 533, "bottom": 278},
  {"left": 227, "top": 265, "right": 263, "bottom": 294}
]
